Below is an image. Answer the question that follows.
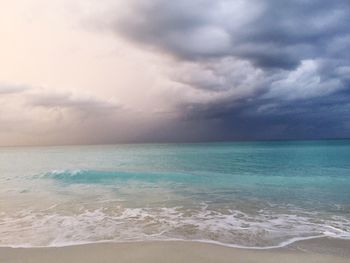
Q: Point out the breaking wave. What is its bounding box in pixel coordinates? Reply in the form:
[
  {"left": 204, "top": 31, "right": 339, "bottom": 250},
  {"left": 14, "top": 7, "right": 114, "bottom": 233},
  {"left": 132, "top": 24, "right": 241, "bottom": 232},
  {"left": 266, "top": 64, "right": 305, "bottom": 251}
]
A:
[{"left": 1, "top": 204, "right": 349, "bottom": 248}]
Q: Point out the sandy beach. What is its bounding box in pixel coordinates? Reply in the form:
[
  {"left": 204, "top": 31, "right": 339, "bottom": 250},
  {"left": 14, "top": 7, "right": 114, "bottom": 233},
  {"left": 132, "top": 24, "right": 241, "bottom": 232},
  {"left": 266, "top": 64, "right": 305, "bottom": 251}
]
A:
[{"left": 1, "top": 238, "right": 349, "bottom": 263}]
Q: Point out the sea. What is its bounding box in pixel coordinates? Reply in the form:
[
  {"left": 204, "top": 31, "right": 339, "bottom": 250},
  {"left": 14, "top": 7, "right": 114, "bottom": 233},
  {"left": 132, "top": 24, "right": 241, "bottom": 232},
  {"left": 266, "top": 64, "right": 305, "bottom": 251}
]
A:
[{"left": 0, "top": 140, "right": 349, "bottom": 248}]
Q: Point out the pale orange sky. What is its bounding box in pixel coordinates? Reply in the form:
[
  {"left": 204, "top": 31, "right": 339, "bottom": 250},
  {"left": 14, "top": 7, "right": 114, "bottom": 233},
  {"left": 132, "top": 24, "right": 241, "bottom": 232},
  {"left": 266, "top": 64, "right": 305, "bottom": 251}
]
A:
[
  {"left": 0, "top": 0, "right": 184, "bottom": 145},
  {"left": 0, "top": 0, "right": 244, "bottom": 146}
]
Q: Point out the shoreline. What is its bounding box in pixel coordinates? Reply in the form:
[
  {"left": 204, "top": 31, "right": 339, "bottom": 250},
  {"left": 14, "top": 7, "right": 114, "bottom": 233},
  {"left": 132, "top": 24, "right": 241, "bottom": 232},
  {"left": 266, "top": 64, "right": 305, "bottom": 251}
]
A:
[
  {"left": 1, "top": 237, "right": 349, "bottom": 263},
  {"left": 0, "top": 234, "right": 330, "bottom": 249}
]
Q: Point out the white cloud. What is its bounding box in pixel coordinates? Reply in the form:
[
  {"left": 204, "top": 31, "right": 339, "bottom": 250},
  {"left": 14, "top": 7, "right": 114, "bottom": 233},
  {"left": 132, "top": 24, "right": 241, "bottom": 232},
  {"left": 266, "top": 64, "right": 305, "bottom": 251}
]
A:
[{"left": 266, "top": 60, "right": 344, "bottom": 100}]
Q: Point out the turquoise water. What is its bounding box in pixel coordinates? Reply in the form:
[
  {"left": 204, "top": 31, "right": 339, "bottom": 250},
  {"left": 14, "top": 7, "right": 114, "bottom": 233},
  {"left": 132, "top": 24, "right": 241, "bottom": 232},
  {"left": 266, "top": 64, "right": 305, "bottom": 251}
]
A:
[{"left": 0, "top": 140, "right": 349, "bottom": 247}]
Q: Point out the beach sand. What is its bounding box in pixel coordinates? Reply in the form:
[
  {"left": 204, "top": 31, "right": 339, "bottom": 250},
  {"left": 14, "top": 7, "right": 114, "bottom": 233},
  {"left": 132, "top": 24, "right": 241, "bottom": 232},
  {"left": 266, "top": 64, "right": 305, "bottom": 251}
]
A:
[{"left": 1, "top": 238, "right": 349, "bottom": 263}]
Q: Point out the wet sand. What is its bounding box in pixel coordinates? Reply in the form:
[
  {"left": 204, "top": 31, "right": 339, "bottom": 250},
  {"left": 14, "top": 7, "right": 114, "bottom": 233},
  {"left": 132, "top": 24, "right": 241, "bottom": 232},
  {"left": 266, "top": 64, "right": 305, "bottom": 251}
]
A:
[{"left": 1, "top": 238, "right": 349, "bottom": 263}]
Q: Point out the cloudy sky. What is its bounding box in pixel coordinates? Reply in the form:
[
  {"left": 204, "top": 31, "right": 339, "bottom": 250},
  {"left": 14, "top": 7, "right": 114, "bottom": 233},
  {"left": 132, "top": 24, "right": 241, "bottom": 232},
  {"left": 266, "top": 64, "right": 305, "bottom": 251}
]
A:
[{"left": 1, "top": 0, "right": 349, "bottom": 146}]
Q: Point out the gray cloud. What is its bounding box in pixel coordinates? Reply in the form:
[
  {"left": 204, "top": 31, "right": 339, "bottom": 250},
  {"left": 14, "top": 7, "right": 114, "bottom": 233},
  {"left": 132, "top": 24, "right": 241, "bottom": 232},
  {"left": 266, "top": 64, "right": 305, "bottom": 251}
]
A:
[
  {"left": 0, "top": 84, "right": 129, "bottom": 146},
  {"left": 29, "top": 92, "right": 121, "bottom": 112},
  {"left": 115, "top": 0, "right": 350, "bottom": 68},
  {"left": 3, "top": 0, "right": 350, "bottom": 145},
  {"left": 108, "top": 0, "right": 350, "bottom": 140},
  {"left": 0, "top": 84, "right": 28, "bottom": 95}
]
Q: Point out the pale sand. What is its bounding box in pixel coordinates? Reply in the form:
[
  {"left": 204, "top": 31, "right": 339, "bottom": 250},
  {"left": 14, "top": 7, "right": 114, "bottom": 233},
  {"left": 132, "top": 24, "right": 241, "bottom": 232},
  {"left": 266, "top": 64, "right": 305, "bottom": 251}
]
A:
[{"left": 1, "top": 238, "right": 349, "bottom": 263}]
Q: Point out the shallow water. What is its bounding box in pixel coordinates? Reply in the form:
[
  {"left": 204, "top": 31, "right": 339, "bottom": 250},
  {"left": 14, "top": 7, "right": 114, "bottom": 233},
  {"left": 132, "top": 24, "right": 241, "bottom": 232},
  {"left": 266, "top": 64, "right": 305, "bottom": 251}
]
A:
[{"left": 0, "top": 140, "right": 349, "bottom": 247}]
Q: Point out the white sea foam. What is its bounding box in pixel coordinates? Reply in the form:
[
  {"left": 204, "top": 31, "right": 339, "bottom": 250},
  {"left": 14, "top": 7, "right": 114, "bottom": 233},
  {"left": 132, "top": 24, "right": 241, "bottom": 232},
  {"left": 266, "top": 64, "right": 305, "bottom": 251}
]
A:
[{"left": 1, "top": 205, "right": 349, "bottom": 249}]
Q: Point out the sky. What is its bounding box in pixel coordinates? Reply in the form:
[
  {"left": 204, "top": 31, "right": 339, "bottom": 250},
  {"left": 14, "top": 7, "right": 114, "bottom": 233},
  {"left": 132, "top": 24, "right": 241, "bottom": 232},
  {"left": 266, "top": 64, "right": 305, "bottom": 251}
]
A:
[{"left": 0, "top": 0, "right": 350, "bottom": 146}]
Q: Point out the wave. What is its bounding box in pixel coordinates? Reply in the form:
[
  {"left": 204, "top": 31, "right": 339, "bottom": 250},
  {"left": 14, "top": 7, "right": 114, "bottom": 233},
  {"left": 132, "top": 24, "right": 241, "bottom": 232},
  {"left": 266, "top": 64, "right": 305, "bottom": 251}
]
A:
[
  {"left": 5, "top": 169, "right": 348, "bottom": 249},
  {"left": 39, "top": 169, "right": 192, "bottom": 185},
  {"left": 1, "top": 205, "right": 349, "bottom": 249}
]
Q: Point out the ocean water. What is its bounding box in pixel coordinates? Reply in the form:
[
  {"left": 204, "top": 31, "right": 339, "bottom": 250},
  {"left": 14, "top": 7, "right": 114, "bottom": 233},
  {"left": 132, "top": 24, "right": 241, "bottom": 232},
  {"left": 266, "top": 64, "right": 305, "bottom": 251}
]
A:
[{"left": 0, "top": 140, "right": 349, "bottom": 248}]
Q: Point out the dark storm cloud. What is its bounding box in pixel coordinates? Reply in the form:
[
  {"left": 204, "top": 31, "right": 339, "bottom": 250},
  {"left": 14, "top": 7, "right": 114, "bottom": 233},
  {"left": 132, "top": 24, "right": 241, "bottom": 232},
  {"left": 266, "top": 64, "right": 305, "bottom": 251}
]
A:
[
  {"left": 116, "top": 0, "right": 350, "bottom": 68},
  {"left": 172, "top": 87, "right": 350, "bottom": 141},
  {"left": 111, "top": 0, "right": 350, "bottom": 140}
]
